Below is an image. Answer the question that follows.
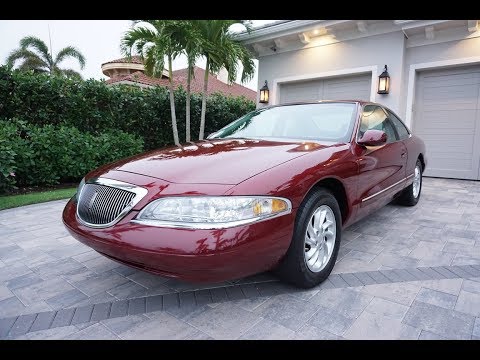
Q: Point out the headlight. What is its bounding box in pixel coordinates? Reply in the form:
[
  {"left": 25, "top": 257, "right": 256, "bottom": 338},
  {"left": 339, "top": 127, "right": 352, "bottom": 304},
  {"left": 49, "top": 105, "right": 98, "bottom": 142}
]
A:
[
  {"left": 133, "top": 196, "right": 292, "bottom": 229},
  {"left": 75, "top": 177, "right": 86, "bottom": 202}
]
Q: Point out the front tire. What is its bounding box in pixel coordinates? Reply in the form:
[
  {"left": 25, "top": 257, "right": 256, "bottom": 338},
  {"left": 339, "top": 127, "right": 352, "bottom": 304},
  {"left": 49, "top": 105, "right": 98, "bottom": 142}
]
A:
[
  {"left": 276, "top": 188, "right": 342, "bottom": 288},
  {"left": 397, "top": 159, "right": 422, "bottom": 206}
]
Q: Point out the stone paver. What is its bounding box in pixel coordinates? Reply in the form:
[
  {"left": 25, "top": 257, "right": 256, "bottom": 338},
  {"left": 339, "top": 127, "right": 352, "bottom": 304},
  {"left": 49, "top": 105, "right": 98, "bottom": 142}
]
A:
[
  {"left": 402, "top": 301, "right": 475, "bottom": 339},
  {"left": 238, "top": 318, "right": 294, "bottom": 340},
  {"left": 418, "top": 330, "right": 447, "bottom": 340},
  {"left": 254, "top": 294, "right": 318, "bottom": 331},
  {"left": 361, "top": 282, "right": 421, "bottom": 306},
  {"left": 309, "top": 287, "right": 373, "bottom": 319},
  {"left": 473, "top": 317, "right": 480, "bottom": 338},
  {"left": 454, "top": 290, "right": 480, "bottom": 316},
  {"left": 175, "top": 303, "right": 259, "bottom": 340},
  {"left": 1, "top": 178, "right": 480, "bottom": 339},
  {"left": 290, "top": 324, "right": 341, "bottom": 340},
  {"left": 344, "top": 311, "right": 421, "bottom": 340},
  {"left": 363, "top": 297, "right": 410, "bottom": 320},
  {"left": 120, "top": 311, "right": 202, "bottom": 340},
  {"left": 415, "top": 288, "right": 457, "bottom": 310},
  {"left": 307, "top": 305, "right": 356, "bottom": 336}
]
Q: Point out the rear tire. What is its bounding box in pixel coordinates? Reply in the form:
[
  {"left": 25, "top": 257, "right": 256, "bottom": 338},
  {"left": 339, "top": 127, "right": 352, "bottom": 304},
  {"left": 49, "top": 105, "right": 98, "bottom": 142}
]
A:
[
  {"left": 276, "top": 188, "right": 342, "bottom": 288},
  {"left": 397, "top": 159, "right": 422, "bottom": 206}
]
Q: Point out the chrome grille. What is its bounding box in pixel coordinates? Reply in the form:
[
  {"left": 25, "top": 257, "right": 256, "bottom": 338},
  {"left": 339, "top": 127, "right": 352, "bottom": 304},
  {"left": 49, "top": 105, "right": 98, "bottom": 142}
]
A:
[{"left": 77, "top": 184, "right": 135, "bottom": 226}]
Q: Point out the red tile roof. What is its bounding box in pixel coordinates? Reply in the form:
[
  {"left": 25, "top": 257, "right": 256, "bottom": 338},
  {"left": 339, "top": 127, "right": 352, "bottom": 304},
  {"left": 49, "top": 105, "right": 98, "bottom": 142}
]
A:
[
  {"left": 105, "top": 66, "right": 257, "bottom": 101},
  {"left": 102, "top": 56, "right": 144, "bottom": 65}
]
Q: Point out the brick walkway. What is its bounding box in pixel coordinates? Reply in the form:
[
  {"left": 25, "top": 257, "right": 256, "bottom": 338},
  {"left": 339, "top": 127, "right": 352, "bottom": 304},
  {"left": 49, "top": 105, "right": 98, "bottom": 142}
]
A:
[{"left": 0, "top": 177, "right": 479, "bottom": 339}]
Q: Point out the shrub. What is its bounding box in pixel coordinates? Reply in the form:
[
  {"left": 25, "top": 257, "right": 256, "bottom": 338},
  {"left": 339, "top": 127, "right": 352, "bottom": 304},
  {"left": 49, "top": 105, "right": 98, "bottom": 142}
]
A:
[
  {"left": 0, "top": 66, "right": 256, "bottom": 150},
  {"left": 0, "top": 119, "right": 144, "bottom": 193}
]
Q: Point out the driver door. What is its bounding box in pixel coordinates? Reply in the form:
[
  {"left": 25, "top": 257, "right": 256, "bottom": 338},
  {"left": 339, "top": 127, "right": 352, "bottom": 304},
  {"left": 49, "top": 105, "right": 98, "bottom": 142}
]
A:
[{"left": 355, "top": 105, "right": 407, "bottom": 218}]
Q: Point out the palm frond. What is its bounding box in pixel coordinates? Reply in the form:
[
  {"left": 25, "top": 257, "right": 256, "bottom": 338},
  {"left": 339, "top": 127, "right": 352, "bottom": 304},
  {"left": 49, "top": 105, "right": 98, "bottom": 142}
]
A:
[
  {"left": 19, "top": 36, "right": 52, "bottom": 65},
  {"left": 55, "top": 46, "right": 86, "bottom": 69},
  {"left": 6, "top": 48, "right": 49, "bottom": 71},
  {"left": 60, "top": 68, "right": 83, "bottom": 80},
  {"left": 17, "top": 57, "right": 49, "bottom": 73},
  {"left": 121, "top": 26, "right": 158, "bottom": 58}
]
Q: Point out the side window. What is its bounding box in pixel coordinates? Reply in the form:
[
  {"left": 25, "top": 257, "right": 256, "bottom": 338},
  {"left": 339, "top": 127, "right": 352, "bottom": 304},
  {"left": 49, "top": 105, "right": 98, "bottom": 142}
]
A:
[
  {"left": 386, "top": 109, "right": 410, "bottom": 140},
  {"left": 358, "top": 105, "right": 399, "bottom": 143}
]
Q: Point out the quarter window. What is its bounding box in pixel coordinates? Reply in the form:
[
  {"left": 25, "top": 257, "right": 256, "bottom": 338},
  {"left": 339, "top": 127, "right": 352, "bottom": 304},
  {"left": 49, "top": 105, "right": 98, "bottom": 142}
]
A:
[
  {"left": 358, "top": 105, "right": 398, "bottom": 143},
  {"left": 385, "top": 109, "right": 410, "bottom": 140}
]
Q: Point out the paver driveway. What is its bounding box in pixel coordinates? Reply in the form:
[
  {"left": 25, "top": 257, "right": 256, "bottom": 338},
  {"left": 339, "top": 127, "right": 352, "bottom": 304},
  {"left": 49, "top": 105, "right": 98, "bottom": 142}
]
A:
[{"left": 1, "top": 177, "right": 480, "bottom": 340}]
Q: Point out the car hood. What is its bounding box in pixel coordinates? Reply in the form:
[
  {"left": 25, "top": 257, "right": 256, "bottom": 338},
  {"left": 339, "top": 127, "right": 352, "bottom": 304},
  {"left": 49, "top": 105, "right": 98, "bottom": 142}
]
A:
[{"left": 94, "top": 138, "right": 337, "bottom": 185}]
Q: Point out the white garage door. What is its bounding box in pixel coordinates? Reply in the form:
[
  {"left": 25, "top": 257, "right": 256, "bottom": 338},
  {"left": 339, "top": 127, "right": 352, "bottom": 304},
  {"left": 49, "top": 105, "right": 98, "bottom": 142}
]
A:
[
  {"left": 279, "top": 73, "right": 372, "bottom": 104},
  {"left": 414, "top": 66, "right": 480, "bottom": 180}
]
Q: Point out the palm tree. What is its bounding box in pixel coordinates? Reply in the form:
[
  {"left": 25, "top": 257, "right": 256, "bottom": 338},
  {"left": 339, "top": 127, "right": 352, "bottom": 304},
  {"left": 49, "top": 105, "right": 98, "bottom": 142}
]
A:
[
  {"left": 194, "top": 20, "right": 255, "bottom": 140},
  {"left": 6, "top": 36, "right": 85, "bottom": 79},
  {"left": 179, "top": 22, "right": 201, "bottom": 143},
  {"left": 122, "top": 20, "right": 186, "bottom": 146}
]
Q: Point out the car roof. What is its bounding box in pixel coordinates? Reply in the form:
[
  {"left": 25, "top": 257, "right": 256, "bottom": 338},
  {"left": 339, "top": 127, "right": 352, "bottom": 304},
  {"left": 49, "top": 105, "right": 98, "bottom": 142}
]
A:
[{"left": 262, "top": 100, "right": 374, "bottom": 109}]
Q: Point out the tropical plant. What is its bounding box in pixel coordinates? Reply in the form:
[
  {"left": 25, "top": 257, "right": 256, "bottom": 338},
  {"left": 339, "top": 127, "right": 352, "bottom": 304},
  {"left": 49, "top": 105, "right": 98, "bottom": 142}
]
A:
[
  {"left": 181, "top": 22, "right": 201, "bottom": 142},
  {"left": 194, "top": 20, "right": 255, "bottom": 140},
  {"left": 6, "top": 36, "right": 85, "bottom": 79},
  {"left": 0, "top": 66, "right": 256, "bottom": 153},
  {"left": 122, "top": 20, "right": 189, "bottom": 146}
]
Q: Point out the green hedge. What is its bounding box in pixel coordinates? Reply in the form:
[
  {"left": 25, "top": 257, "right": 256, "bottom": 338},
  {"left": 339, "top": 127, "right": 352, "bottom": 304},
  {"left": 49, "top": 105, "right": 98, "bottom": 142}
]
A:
[
  {"left": 0, "top": 66, "right": 256, "bottom": 150},
  {"left": 0, "top": 119, "right": 144, "bottom": 193}
]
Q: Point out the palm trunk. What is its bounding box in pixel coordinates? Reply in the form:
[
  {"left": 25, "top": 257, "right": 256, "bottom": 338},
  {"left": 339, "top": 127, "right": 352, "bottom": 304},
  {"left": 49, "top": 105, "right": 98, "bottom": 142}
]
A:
[
  {"left": 186, "top": 61, "right": 192, "bottom": 142},
  {"left": 168, "top": 54, "right": 180, "bottom": 146},
  {"left": 199, "top": 57, "right": 209, "bottom": 140}
]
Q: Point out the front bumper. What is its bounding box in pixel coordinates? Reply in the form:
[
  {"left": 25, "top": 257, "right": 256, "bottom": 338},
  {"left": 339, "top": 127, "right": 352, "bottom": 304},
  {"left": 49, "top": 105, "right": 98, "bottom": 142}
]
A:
[{"left": 62, "top": 198, "right": 295, "bottom": 283}]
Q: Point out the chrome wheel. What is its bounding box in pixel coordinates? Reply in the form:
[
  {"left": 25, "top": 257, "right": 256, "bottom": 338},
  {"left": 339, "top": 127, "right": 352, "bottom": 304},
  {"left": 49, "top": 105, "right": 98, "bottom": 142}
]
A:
[
  {"left": 413, "top": 165, "right": 421, "bottom": 198},
  {"left": 304, "top": 205, "right": 336, "bottom": 273}
]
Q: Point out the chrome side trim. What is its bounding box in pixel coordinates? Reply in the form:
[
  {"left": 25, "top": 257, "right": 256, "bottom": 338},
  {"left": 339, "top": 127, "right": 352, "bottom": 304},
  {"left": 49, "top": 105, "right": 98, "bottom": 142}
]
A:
[
  {"left": 76, "top": 178, "right": 148, "bottom": 229},
  {"left": 131, "top": 196, "right": 292, "bottom": 230},
  {"left": 361, "top": 173, "right": 414, "bottom": 203}
]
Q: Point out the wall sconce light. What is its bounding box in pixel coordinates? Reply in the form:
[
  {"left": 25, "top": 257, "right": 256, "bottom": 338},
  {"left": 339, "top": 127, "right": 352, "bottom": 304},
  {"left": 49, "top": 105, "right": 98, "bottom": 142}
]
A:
[
  {"left": 259, "top": 80, "right": 269, "bottom": 103},
  {"left": 377, "top": 65, "right": 390, "bottom": 94}
]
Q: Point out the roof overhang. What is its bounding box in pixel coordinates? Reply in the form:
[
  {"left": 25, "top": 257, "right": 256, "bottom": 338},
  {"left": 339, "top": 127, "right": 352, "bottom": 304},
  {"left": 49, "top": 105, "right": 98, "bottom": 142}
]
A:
[
  {"left": 237, "top": 20, "right": 478, "bottom": 58},
  {"left": 101, "top": 62, "right": 145, "bottom": 75},
  {"left": 106, "top": 80, "right": 153, "bottom": 88}
]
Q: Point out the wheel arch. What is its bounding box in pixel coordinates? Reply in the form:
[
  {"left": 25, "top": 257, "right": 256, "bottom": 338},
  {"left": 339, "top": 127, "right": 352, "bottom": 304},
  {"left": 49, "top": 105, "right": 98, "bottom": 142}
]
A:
[
  {"left": 305, "top": 177, "right": 350, "bottom": 224},
  {"left": 418, "top": 153, "right": 426, "bottom": 171}
]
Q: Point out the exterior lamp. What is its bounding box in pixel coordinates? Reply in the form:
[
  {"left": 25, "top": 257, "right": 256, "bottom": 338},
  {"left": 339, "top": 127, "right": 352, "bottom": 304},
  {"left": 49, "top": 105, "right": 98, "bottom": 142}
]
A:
[
  {"left": 377, "top": 65, "right": 390, "bottom": 94},
  {"left": 259, "top": 81, "right": 269, "bottom": 103}
]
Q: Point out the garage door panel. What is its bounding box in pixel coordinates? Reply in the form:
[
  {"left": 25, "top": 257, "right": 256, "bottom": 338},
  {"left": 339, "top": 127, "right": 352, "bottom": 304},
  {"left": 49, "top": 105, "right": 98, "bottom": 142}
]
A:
[
  {"left": 422, "top": 101, "right": 478, "bottom": 111},
  {"left": 279, "top": 81, "right": 321, "bottom": 103},
  {"left": 416, "top": 120, "right": 475, "bottom": 131},
  {"left": 323, "top": 76, "right": 371, "bottom": 100},
  {"left": 418, "top": 129, "right": 475, "bottom": 136},
  {"left": 428, "top": 158, "right": 472, "bottom": 171},
  {"left": 417, "top": 133, "right": 475, "bottom": 145},
  {"left": 423, "top": 87, "right": 478, "bottom": 101},
  {"left": 428, "top": 151, "right": 473, "bottom": 160},
  {"left": 279, "top": 73, "right": 371, "bottom": 104},
  {"left": 423, "top": 72, "right": 480, "bottom": 87},
  {"left": 414, "top": 66, "right": 480, "bottom": 180},
  {"left": 417, "top": 115, "right": 475, "bottom": 130}
]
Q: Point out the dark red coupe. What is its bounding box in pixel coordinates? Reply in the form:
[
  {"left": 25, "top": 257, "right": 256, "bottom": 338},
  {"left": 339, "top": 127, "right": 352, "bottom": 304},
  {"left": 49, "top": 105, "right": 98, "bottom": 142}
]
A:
[{"left": 63, "top": 101, "right": 426, "bottom": 288}]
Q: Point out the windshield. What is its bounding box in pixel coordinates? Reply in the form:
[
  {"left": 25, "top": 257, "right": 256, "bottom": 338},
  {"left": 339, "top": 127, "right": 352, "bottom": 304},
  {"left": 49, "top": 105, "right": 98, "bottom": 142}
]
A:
[{"left": 210, "top": 102, "right": 357, "bottom": 142}]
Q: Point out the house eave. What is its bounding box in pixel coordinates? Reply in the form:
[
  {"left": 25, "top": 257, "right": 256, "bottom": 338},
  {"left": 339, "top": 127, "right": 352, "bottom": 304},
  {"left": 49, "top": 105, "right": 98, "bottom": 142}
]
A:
[
  {"left": 238, "top": 20, "right": 476, "bottom": 58},
  {"left": 236, "top": 20, "right": 350, "bottom": 44}
]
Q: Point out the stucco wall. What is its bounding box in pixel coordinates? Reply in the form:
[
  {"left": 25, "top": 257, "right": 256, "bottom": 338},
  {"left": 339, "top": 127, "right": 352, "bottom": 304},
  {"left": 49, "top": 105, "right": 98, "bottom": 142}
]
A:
[{"left": 257, "top": 31, "right": 406, "bottom": 112}]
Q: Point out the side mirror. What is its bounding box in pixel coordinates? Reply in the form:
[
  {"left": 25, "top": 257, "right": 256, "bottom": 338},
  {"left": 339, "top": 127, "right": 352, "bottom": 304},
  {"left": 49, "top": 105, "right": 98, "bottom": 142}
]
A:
[{"left": 358, "top": 129, "right": 387, "bottom": 146}]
